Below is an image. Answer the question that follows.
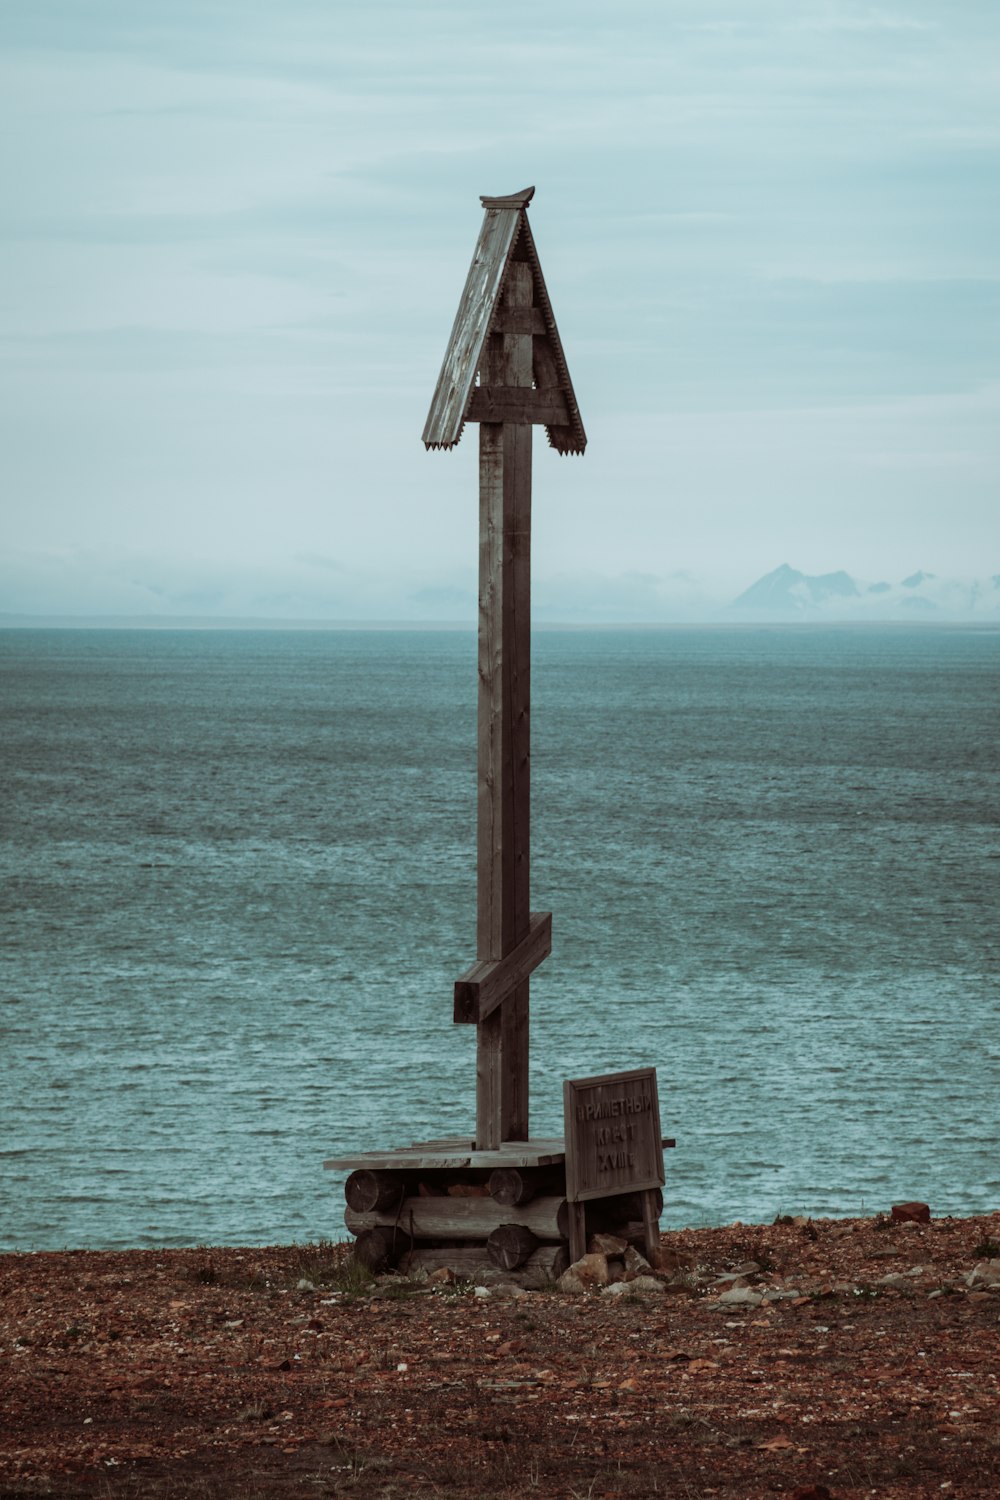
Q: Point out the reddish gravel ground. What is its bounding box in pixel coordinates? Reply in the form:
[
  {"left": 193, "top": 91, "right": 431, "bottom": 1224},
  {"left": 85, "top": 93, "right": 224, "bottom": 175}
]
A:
[{"left": 2, "top": 1211, "right": 998, "bottom": 1499}]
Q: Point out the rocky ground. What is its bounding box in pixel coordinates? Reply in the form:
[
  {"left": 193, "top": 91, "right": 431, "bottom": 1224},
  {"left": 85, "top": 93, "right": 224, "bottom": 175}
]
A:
[{"left": 2, "top": 1210, "right": 998, "bottom": 1499}]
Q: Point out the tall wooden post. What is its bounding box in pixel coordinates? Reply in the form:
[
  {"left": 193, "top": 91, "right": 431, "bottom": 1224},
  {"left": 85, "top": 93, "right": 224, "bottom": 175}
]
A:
[
  {"left": 326, "top": 190, "right": 672, "bottom": 1278},
  {"left": 476, "top": 261, "right": 534, "bottom": 1146},
  {"left": 421, "top": 186, "right": 587, "bottom": 1149}
]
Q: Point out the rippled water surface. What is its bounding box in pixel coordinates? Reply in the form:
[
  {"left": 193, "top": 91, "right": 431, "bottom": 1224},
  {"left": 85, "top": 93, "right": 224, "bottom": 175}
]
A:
[{"left": 2, "top": 626, "right": 997, "bottom": 1249}]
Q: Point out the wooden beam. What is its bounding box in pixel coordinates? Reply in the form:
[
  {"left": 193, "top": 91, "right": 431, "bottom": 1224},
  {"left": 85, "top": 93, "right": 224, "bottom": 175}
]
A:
[
  {"left": 346, "top": 1193, "right": 567, "bottom": 1242},
  {"left": 489, "top": 307, "right": 547, "bottom": 335},
  {"left": 399, "top": 1243, "right": 568, "bottom": 1284},
  {"left": 454, "top": 911, "right": 552, "bottom": 1024},
  {"left": 467, "top": 386, "right": 569, "bottom": 426},
  {"left": 532, "top": 334, "right": 561, "bottom": 390},
  {"left": 640, "top": 1187, "right": 661, "bottom": 1264},
  {"left": 422, "top": 206, "right": 523, "bottom": 450},
  {"left": 566, "top": 1201, "right": 587, "bottom": 1266},
  {"left": 324, "top": 1138, "right": 566, "bottom": 1173},
  {"left": 477, "top": 418, "right": 506, "bottom": 962},
  {"left": 476, "top": 258, "right": 534, "bottom": 1149}
]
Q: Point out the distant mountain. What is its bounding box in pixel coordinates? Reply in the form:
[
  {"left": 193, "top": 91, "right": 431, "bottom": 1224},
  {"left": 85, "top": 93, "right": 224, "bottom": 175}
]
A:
[
  {"left": 732, "top": 565, "right": 1000, "bottom": 621},
  {"left": 734, "top": 563, "right": 859, "bottom": 613}
]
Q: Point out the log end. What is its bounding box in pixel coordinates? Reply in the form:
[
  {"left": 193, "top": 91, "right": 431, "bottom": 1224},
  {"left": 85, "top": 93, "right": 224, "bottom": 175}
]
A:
[{"left": 487, "top": 1222, "right": 541, "bottom": 1272}]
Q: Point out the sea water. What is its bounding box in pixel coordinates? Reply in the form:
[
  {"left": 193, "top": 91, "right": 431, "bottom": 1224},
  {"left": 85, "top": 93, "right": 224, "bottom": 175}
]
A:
[{"left": 1, "top": 626, "right": 997, "bottom": 1250}]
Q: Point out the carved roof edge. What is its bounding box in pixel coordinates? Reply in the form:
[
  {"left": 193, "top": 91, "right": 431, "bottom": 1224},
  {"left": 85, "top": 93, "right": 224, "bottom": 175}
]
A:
[{"left": 479, "top": 185, "right": 535, "bottom": 209}]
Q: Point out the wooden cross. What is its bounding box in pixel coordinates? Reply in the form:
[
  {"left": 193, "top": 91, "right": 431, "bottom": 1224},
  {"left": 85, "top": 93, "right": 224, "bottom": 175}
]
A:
[{"left": 423, "top": 187, "right": 586, "bottom": 1149}]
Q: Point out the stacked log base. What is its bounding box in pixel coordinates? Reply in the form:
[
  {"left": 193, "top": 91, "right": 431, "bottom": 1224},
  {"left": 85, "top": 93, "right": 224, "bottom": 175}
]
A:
[
  {"left": 327, "top": 1140, "right": 664, "bottom": 1282},
  {"left": 400, "top": 1243, "right": 569, "bottom": 1287}
]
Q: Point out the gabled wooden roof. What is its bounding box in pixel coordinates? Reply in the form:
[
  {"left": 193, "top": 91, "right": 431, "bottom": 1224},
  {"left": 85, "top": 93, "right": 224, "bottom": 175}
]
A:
[{"left": 422, "top": 187, "right": 586, "bottom": 456}]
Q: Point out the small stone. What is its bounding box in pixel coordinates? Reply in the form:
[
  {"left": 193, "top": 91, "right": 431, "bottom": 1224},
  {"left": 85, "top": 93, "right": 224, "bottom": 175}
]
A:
[
  {"left": 965, "top": 1259, "right": 1000, "bottom": 1289},
  {"left": 564, "top": 1253, "right": 610, "bottom": 1289},
  {"left": 734, "top": 1260, "right": 761, "bottom": 1276},
  {"left": 556, "top": 1269, "right": 587, "bottom": 1295},
  {"left": 603, "top": 1276, "right": 665, "bottom": 1299},
  {"left": 589, "top": 1234, "right": 628, "bottom": 1256},
  {"left": 623, "top": 1275, "right": 667, "bottom": 1297},
  {"left": 718, "top": 1285, "right": 764, "bottom": 1307},
  {"left": 891, "top": 1201, "right": 930, "bottom": 1224},
  {"left": 296, "top": 1279, "right": 316, "bottom": 1291},
  {"left": 473, "top": 1286, "right": 491, "bottom": 1299},
  {"left": 876, "top": 1274, "right": 916, "bottom": 1294},
  {"left": 623, "top": 1245, "right": 652, "bottom": 1276}
]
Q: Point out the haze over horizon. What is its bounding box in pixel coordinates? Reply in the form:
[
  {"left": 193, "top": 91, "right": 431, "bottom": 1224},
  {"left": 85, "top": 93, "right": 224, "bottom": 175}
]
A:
[{"left": 2, "top": 2, "right": 999, "bottom": 622}]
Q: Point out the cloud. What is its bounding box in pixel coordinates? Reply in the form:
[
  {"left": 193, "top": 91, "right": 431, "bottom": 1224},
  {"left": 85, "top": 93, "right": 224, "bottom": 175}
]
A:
[
  {"left": 1, "top": 0, "right": 998, "bottom": 611},
  {"left": 293, "top": 551, "right": 347, "bottom": 573}
]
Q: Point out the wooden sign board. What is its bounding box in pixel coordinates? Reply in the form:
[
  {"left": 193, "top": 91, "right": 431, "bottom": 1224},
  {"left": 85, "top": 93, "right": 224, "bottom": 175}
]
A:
[{"left": 563, "top": 1067, "right": 664, "bottom": 1203}]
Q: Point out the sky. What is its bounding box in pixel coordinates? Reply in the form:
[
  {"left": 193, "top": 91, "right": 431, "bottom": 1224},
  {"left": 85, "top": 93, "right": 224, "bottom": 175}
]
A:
[{"left": 2, "top": 0, "right": 999, "bottom": 621}]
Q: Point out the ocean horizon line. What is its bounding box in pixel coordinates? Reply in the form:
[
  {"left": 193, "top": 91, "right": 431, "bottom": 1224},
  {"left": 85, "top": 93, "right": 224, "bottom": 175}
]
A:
[{"left": 3, "top": 613, "right": 998, "bottom": 633}]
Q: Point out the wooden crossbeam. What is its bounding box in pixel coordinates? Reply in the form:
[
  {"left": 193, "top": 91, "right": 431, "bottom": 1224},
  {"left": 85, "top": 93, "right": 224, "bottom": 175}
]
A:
[
  {"left": 467, "top": 386, "right": 570, "bottom": 426},
  {"left": 454, "top": 911, "right": 552, "bottom": 1025},
  {"left": 490, "top": 307, "right": 548, "bottom": 335}
]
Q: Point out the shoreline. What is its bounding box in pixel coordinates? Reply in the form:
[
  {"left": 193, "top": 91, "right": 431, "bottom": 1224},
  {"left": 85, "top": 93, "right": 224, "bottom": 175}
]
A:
[{"left": 3, "top": 1209, "right": 997, "bottom": 1498}]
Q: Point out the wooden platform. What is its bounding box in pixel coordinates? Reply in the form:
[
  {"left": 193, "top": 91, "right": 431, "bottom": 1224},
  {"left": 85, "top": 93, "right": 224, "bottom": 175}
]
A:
[
  {"left": 326, "top": 1134, "right": 675, "bottom": 1275},
  {"left": 323, "top": 1136, "right": 567, "bottom": 1173}
]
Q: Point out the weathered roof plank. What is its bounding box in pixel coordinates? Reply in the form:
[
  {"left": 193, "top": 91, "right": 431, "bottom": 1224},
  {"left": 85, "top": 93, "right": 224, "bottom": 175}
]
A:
[{"left": 421, "top": 206, "right": 523, "bottom": 451}]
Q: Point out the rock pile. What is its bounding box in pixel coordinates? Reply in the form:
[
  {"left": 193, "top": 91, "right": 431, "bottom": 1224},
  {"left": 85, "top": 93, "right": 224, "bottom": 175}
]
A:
[{"left": 555, "top": 1234, "right": 692, "bottom": 1296}]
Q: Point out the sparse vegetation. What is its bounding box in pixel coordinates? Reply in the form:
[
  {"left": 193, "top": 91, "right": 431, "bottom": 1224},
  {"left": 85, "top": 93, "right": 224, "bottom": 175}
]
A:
[{"left": 181, "top": 1239, "right": 370, "bottom": 1296}]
